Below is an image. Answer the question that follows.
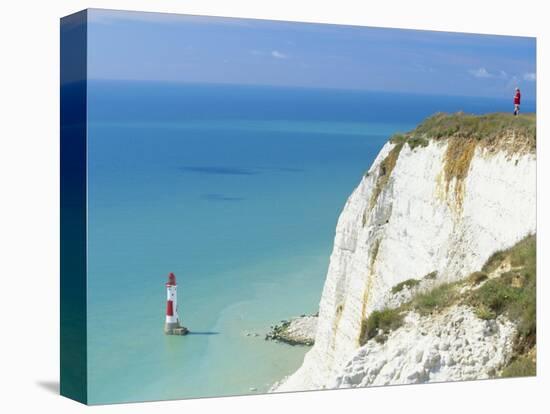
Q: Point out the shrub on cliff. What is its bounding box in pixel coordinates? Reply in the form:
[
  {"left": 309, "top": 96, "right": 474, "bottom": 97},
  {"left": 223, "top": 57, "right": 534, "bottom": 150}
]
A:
[
  {"left": 359, "top": 308, "right": 404, "bottom": 346},
  {"left": 423, "top": 271, "right": 438, "bottom": 280},
  {"left": 411, "top": 282, "right": 459, "bottom": 315},
  {"left": 468, "top": 271, "right": 488, "bottom": 286},
  {"left": 391, "top": 278, "right": 421, "bottom": 294},
  {"left": 467, "top": 235, "right": 536, "bottom": 352},
  {"left": 501, "top": 353, "right": 536, "bottom": 378}
]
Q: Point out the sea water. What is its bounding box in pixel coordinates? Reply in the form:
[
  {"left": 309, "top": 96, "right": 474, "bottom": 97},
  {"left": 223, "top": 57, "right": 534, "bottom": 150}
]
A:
[{"left": 86, "top": 81, "right": 534, "bottom": 403}]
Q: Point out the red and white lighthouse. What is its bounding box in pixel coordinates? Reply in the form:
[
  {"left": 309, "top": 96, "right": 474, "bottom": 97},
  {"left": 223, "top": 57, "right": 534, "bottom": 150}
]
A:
[{"left": 164, "top": 272, "right": 188, "bottom": 335}]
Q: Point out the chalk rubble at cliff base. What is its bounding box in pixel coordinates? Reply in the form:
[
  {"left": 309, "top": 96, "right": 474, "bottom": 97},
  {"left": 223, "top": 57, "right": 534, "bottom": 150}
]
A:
[{"left": 333, "top": 306, "right": 515, "bottom": 388}]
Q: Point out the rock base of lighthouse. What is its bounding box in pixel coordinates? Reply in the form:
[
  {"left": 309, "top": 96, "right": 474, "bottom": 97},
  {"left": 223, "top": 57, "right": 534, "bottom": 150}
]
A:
[
  {"left": 165, "top": 327, "right": 189, "bottom": 335},
  {"left": 164, "top": 323, "right": 189, "bottom": 336}
]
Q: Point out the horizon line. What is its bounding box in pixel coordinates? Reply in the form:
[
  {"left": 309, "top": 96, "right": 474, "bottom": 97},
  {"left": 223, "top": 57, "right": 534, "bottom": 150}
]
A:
[{"left": 86, "top": 78, "right": 537, "bottom": 102}]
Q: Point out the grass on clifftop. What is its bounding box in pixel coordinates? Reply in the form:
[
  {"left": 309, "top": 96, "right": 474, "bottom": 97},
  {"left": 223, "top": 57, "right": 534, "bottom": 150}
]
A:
[{"left": 390, "top": 112, "right": 536, "bottom": 153}]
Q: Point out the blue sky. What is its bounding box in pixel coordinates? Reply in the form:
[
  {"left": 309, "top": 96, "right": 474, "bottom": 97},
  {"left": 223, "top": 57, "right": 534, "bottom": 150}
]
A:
[{"left": 87, "top": 9, "right": 536, "bottom": 99}]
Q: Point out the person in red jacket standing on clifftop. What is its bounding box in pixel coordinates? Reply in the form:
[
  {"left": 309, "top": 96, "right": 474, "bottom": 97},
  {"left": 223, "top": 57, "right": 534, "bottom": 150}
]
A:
[{"left": 514, "top": 88, "right": 521, "bottom": 116}]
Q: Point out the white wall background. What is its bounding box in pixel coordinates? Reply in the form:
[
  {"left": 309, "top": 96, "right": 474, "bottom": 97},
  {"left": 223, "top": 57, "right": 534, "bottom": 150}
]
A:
[{"left": 0, "top": 1, "right": 547, "bottom": 413}]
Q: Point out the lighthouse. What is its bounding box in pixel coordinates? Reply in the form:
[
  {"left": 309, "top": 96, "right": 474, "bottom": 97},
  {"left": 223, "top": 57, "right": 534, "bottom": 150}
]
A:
[{"left": 164, "top": 272, "right": 188, "bottom": 335}]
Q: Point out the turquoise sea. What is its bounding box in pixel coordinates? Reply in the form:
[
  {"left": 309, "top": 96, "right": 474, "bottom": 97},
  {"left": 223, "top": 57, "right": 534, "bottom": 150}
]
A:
[{"left": 86, "top": 81, "right": 534, "bottom": 403}]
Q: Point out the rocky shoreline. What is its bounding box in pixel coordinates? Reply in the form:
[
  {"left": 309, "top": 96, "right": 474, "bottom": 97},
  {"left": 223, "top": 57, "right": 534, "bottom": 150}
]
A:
[{"left": 265, "top": 314, "right": 318, "bottom": 346}]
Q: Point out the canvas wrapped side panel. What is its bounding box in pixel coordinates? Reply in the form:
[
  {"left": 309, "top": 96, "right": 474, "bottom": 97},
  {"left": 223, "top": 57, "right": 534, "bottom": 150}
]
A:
[{"left": 60, "top": 9, "right": 88, "bottom": 405}]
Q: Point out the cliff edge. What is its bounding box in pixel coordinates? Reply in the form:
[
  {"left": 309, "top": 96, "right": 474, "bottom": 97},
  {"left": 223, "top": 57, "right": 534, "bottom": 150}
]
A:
[{"left": 274, "top": 112, "right": 536, "bottom": 391}]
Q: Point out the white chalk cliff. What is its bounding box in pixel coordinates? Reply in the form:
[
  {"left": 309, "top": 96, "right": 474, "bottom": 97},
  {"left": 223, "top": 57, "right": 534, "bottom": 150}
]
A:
[{"left": 275, "top": 115, "right": 536, "bottom": 391}]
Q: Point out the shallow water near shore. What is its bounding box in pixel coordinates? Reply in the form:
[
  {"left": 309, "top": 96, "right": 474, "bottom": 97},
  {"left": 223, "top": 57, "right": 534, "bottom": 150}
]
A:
[{"left": 85, "top": 81, "right": 533, "bottom": 404}]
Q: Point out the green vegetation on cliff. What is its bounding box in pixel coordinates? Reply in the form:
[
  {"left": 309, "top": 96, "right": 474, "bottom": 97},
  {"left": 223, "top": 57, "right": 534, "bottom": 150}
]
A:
[
  {"left": 501, "top": 350, "right": 536, "bottom": 378},
  {"left": 359, "top": 308, "right": 404, "bottom": 345},
  {"left": 391, "top": 278, "right": 421, "bottom": 294},
  {"left": 390, "top": 112, "right": 536, "bottom": 153},
  {"left": 359, "top": 235, "right": 536, "bottom": 377},
  {"left": 470, "top": 235, "right": 536, "bottom": 355}
]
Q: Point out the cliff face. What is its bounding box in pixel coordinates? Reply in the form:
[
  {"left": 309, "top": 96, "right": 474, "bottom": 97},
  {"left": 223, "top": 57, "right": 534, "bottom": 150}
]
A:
[{"left": 275, "top": 114, "right": 536, "bottom": 391}]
